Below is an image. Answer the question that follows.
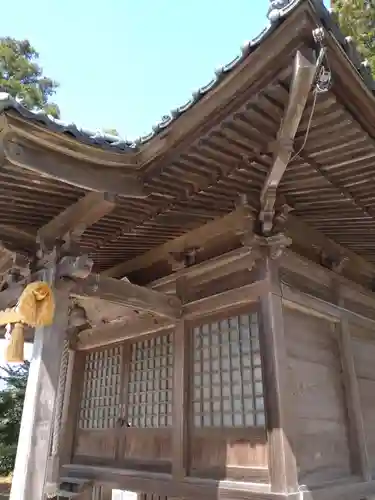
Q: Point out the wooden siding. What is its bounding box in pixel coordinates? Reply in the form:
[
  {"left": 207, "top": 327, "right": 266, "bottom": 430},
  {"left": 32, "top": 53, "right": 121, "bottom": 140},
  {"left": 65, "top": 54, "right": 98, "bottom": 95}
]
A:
[
  {"left": 284, "top": 308, "right": 351, "bottom": 486},
  {"left": 351, "top": 326, "right": 375, "bottom": 473}
]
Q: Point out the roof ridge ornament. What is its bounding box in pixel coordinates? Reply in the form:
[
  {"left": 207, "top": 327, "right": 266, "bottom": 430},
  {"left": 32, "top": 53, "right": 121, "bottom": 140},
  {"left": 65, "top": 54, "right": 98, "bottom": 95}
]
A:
[{"left": 267, "top": 0, "right": 292, "bottom": 22}]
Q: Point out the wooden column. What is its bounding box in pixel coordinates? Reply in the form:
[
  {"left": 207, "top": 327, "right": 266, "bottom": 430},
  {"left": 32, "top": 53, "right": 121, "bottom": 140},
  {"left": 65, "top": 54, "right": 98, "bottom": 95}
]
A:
[
  {"left": 333, "top": 281, "right": 371, "bottom": 481},
  {"left": 258, "top": 254, "right": 298, "bottom": 493},
  {"left": 10, "top": 268, "right": 70, "bottom": 500},
  {"left": 172, "top": 277, "right": 189, "bottom": 479}
]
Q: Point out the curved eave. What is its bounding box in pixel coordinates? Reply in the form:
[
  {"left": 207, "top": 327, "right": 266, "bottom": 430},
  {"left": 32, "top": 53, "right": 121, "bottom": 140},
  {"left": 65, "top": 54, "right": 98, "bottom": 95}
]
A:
[
  {"left": 3, "top": 110, "right": 139, "bottom": 168},
  {"left": 0, "top": 0, "right": 308, "bottom": 171},
  {"left": 1, "top": 1, "right": 374, "bottom": 173}
]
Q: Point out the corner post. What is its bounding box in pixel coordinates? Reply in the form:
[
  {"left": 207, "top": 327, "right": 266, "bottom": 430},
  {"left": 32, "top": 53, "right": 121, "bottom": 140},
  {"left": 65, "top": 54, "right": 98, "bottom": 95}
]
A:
[
  {"left": 172, "top": 276, "right": 189, "bottom": 479},
  {"left": 10, "top": 267, "right": 70, "bottom": 500},
  {"left": 256, "top": 234, "right": 298, "bottom": 493}
]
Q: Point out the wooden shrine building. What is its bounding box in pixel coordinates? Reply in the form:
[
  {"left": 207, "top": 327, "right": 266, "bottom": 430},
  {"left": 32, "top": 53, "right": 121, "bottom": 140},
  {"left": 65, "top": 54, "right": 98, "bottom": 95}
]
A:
[{"left": 3, "top": 0, "right": 375, "bottom": 498}]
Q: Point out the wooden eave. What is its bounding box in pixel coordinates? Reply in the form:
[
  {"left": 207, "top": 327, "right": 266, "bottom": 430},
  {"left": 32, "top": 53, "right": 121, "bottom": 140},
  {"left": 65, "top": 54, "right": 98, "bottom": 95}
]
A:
[{"left": 3, "top": 0, "right": 375, "bottom": 289}]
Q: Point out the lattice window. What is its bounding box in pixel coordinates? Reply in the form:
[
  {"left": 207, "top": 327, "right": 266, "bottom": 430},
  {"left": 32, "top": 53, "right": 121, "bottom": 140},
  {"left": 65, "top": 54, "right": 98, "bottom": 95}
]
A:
[
  {"left": 127, "top": 334, "right": 173, "bottom": 428},
  {"left": 192, "top": 312, "right": 265, "bottom": 428},
  {"left": 79, "top": 346, "right": 122, "bottom": 429}
]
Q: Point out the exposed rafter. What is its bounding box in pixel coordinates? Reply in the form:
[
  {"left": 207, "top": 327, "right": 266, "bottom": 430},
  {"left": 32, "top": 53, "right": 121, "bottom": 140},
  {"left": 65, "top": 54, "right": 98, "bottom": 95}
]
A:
[
  {"left": 3, "top": 132, "right": 147, "bottom": 198},
  {"left": 259, "top": 49, "right": 317, "bottom": 234},
  {"left": 38, "top": 191, "right": 116, "bottom": 247},
  {"left": 103, "top": 204, "right": 254, "bottom": 278}
]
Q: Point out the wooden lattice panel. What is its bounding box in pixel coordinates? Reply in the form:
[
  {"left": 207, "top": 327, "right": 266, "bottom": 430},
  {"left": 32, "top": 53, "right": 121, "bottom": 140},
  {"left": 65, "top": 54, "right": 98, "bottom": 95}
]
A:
[
  {"left": 127, "top": 334, "right": 173, "bottom": 428},
  {"left": 192, "top": 312, "right": 265, "bottom": 428},
  {"left": 79, "top": 346, "right": 122, "bottom": 429}
]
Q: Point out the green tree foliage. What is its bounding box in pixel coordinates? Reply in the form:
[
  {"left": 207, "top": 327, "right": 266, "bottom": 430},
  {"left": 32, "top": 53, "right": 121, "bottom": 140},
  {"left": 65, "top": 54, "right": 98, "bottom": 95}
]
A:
[
  {"left": 0, "top": 37, "right": 60, "bottom": 118},
  {"left": 333, "top": 1, "right": 375, "bottom": 75},
  {"left": 0, "top": 362, "right": 29, "bottom": 475}
]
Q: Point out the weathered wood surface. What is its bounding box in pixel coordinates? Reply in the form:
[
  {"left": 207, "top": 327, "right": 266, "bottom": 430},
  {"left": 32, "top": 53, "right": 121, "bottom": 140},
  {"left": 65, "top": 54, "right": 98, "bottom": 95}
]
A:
[
  {"left": 352, "top": 326, "right": 375, "bottom": 473},
  {"left": 38, "top": 191, "right": 116, "bottom": 246},
  {"left": 10, "top": 271, "right": 70, "bottom": 500},
  {"left": 258, "top": 257, "right": 298, "bottom": 494},
  {"left": 189, "top": 427, "right": 268, "bottom": 482},
  {"left": 284, "top": 308, "right": 351, "bottom": 487},
  {"left": 104, "top": 205, "right": 254, "bottom": 278},
  {"left": 259, "top": 49, "right": 316, "bottom": 233},
  {"left": 3, "top": 133, "right": 146, "bottom": 198},
  {"left": 70, "top": 274, "right": 182, "bottom": 318}
]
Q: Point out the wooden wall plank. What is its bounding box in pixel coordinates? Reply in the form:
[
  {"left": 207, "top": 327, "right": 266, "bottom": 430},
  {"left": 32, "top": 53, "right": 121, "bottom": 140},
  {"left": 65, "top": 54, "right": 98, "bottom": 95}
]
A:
[{"left": 284, "top": 308, "right": 351, "bottom": 487}]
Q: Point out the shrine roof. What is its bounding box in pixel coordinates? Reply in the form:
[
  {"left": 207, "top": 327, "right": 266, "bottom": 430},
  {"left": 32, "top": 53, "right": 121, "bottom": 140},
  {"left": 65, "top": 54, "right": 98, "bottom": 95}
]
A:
[
  {"left": 2, "top": 0, "right": 368, "bottom": 153},
  {"left": 1, "top": 0, "right": 375, "bottom": 285}
]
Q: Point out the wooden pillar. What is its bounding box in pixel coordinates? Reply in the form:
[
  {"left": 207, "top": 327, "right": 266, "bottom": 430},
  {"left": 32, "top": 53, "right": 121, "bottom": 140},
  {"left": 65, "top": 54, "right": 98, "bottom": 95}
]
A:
[
  {"left": 258, "top": 253, "right": 298, "bottom": 494},
  {"left": 10, "top": 268, "right": 70, "bottom": 500},
  {"left": 172, "top": 277, "right": 189, "bottom": 479}
]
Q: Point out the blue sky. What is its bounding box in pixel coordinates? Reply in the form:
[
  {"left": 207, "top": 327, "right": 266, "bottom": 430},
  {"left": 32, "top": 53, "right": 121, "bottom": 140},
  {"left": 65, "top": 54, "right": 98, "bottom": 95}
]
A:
[{"left": 1, "top": 0, "right": 328, "bottom": 141}]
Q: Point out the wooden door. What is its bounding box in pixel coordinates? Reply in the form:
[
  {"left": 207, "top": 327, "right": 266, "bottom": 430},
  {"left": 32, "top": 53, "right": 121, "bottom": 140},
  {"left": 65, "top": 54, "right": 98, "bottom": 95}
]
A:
[{"left": 115, "top": 334, "right": 173, "bottom": 472}]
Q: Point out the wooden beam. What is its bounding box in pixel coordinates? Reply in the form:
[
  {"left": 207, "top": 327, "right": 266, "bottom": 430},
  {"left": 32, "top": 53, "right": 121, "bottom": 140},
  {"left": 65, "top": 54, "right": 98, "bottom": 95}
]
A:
[
  {"left": 0, "top": 223, "right": 36, "bottom": 246},
  {"left": 69, "top": 274, "right": 181, "bottom": 319},
  {"left": 38, "top": 192, "right": 116, "bottom": 246},
  {"left": 183, "top": 280, "right": 267, "bottom": 320},
  {"left": 3, "top": 133, "right": 146, "bottom": 198},
  {"left": 104, "top": 205, "right": 253, "bottom": 278},
  {"left": 150, "top": 246, "right": 255, "bottom": 294},
  {"left": 287, "top": 214, "right": 375, "bottom": 284},
  {"left": 260, "top": 50, "right": 316, "bottom": 233},
  {"left": 77, "top": 316, "right": 174, "bottom": 350},
  {"left": 102, "top": 198, "right": 375, "bottom": 291}
]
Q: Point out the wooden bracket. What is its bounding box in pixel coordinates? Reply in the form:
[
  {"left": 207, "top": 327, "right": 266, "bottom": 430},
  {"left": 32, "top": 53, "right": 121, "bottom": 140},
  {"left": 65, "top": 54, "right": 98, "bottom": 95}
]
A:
[
  {"left": 252, "top": 232, "right": 292, "bottom": 261},
  {"left": 259, "top": 50, "right": 317, "bottom": 235}
]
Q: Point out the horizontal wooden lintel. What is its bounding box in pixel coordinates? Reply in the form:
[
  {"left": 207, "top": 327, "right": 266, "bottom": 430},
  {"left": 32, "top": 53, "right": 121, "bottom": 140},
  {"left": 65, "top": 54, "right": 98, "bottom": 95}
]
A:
[
  {"left": 183, "top": 280, "right": 268, "bottom": 320},
  {"left": 70, "top": 274, "right": 182, "bottom": 319},
  {"left": 77, "top": 317, "right": 175, "bottom": 351},
  {"left": 281, "top": 283, "right": 375, "bottom": 331}
]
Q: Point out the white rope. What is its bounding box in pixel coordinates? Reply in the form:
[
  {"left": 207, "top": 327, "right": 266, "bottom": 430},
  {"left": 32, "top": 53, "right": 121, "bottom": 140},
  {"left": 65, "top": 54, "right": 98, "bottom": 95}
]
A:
[{"left": 45, "top": 338, "right": 70, "bottom": 498}]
